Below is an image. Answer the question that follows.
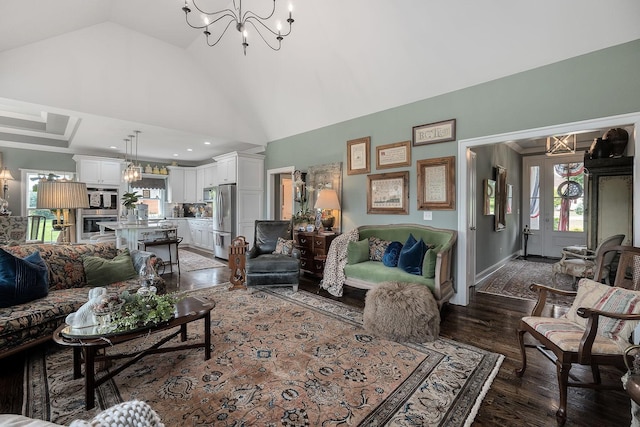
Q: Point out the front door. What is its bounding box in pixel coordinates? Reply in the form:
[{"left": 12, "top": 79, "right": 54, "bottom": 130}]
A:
[{"left": 523, "top": 154, "right": 587, "bottom": 258}]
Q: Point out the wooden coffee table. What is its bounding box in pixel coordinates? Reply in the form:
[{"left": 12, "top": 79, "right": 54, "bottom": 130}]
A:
[{"left": 53, "top": 295, "right": 215, "bottom": 410}]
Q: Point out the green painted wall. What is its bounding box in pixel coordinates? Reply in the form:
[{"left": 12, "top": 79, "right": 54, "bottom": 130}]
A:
[
  {"left": 266, "top": 39, "right": 640, "bottom": 233},
  {"left": 0, "top": 147, "right": 76, "bottom": 215}
]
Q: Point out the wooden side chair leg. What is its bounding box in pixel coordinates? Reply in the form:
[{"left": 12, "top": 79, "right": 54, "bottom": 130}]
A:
[
  {"left": 590, "top": 363, "right": 601, "bottom": 385},
  {"left": 556, "top": 361, "right": 570, "bottom": 426},
  {"left": 515, "top": 327, "right": 528, "bottom": 377}
]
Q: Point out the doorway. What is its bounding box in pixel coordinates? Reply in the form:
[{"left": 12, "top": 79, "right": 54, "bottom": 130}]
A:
[
  {"left": 266, "top": 166, "right": 295, "bottom": 220},
  {"left": 456, "top": 112, "right": 640, "bottom": 307},
  {"left": 523, "top": 154, "right": 587, "bottom": 258}
]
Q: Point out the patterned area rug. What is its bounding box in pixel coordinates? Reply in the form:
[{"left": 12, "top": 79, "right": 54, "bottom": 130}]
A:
[
  {"left": 24, "top": 286, "right": 503, "bottom": 426},
  {"left": 179, "top": 249, "right": 227, "bottom": 272},
  {"left": 476, "top": 259, "right": 575, "bottom": 306}
]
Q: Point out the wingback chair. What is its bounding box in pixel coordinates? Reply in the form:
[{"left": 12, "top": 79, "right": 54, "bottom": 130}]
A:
[
  {"left": 551, "top": 234, "right": 625, "bottom": 288},
  {"left": 245, "top": 220, "right": 300, "bottom": 292},
  {"left": 516, "top": 245, "right": 640, "bottom": 426}
]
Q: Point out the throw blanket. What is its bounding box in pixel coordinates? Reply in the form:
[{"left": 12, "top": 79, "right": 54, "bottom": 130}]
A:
[{"left": 320, "top": 228, "right": 359, "bottom": 297}]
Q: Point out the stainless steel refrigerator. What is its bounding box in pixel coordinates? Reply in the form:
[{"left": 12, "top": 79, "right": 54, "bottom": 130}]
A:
[{"left": 211, "top": 184, "right": 236, "bottom": 260}]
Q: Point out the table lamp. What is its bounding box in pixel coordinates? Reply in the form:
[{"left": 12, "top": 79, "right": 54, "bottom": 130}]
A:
[
  {"left": 314, "top": 189, "right": 341, "bottom": 231},
  {"left": 0, "top": 167, "right": 15, "bottom": 215},
  {"left": 36, "top": 180, "right": 89, "bottom": 243}
]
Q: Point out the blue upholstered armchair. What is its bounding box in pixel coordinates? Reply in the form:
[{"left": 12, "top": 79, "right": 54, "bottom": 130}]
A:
[{"left": 245, "top": 220, "right": 300, "bottom": 292}]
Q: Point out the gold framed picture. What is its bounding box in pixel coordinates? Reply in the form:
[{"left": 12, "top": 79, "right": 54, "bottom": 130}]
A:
[
  {"left": 347, "top": 137, "right": 371, "bottom": 175},
  {"left": 417, "top": 156, "right": 456, "bottom": 210},
  {"left": 366, "top": 171, "right": 409, "bottom": 215},
  {"left": 375, "top": 140, "right": 411, "bottom": 170},
  {"left": 412, "top": 119, "right": 456, "bottom": 146}
]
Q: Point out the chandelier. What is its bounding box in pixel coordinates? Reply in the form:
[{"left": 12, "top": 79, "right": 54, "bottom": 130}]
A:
[
  {"left": 182, "top": 0, "right": 294, "bottom": 55},
  {"left": 123, "top": 130, "right": 142, "bottom": 183}
]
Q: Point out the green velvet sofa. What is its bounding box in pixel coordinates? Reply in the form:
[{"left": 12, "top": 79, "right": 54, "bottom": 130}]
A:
[{"left": 344, "top": 224, "right": 457, "bottom": 307}]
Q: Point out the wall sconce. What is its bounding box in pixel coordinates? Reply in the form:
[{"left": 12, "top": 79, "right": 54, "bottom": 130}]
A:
[
  {"left": 314, "top": 189, "right": 341, "bottom": 231},
  {"left": 0, "top": 167, "right": 15, "bottom": 215}
]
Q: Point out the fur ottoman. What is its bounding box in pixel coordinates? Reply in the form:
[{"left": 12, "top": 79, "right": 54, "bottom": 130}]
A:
[{"left": 363, "top": 281, "right": 440, "bottom": 343}]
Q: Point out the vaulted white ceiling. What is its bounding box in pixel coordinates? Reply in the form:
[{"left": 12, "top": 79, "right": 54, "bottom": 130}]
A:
[{"left": 0, "top": 0, "right": 639, "bottom": 163}]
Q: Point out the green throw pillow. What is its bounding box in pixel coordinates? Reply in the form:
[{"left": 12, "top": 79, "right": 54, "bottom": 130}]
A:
[
  {"left": 422, "top": 247, "right": 438, "bottom": 279},
  {"left": 347, "top": 239, "right": 370, "bottom": 265},
  {"left": 82, "top": 248, "right": 138, "bottom": 287}
]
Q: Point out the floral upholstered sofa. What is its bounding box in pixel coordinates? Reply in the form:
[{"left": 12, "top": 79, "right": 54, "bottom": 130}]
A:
[{"left": 0, "top": 242, "right": 164, "bottom": 359}]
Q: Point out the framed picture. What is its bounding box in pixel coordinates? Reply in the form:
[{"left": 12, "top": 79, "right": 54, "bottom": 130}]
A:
[
  {"left": 142, "top": 189, "right": 151, "bottom": 198},
  {"left": 417, "top": 156, "right": 456, "bottom": 210},
  {"left": 347, "top": 137, "right": 371, "bottom": 175},
  {"left": 375, "top": 140, "right": 411, "bottom": 170},
  {"left": 366, "top": 171, "right": 409, "bottom": 215},
  {"left": 412, "top": 119, "right": 456, "bottom": 146}
]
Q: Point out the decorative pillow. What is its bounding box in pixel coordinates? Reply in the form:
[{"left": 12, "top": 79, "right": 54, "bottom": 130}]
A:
[
  {"left": 398, "top": 234, "right": 428, "bottom": 275},
  {"left": 82, "top": 248, "right": 138, "bottom": 287},
  {"left": 347, "top": 239, "right": 370, "bottom": 265},
  {"left": 382, "top": 241, "right": 403, "bottom": 267},
  {"left": 273, "top": 237, "right": 295, "bottom": 255},
  {"left": 0, "top": 248, "right": 49, "bottom": 308},
  {"left": 564, "top": 278, "right": 640, "bottom": 345},
  {"left": 422, "top": 246, "right": 438, "bottom": 279},
  {"left": 368, "top": 237, "right": 391, "bottom": 262}
]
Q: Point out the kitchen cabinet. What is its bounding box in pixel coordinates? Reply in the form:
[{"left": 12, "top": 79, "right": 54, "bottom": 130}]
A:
[
  {"left": 196, "top": 163, "right": 217, "bottom": 202},
  {"left": 167, "top": 166, "right": 198, "bottom": 203},
  {"left": 188, "top": 219, "right": 213, "bottom": 251},
  {"left": 73, "top": 155, "right": 122, "bottom": 187},
  {"left": 216, "top": 155, "right": 237, "bottom": 184},
  {"left": 184, "top": 169, "right": 197, "bottom": 203}
]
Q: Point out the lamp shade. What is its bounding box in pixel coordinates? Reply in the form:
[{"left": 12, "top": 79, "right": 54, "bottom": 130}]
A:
[
  {"left": 36, "top": 181, "right": 89, "bottom": 209},
  {"left": 0, "top": 168, "right": 14, "bottom": 181},
  {"left": 314, "top": 189, "right": 341, "bottom": 210}
]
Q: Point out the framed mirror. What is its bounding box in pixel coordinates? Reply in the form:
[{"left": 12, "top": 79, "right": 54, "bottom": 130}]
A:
[
  {"left": 484, "top": 179, "right": 495, "bottom": 215},
  {"left": 306, "top": 162, "right": 343, "bottom": 232},
  {"left": 495, "top": 165, "right": 507, "bottom": 231}
]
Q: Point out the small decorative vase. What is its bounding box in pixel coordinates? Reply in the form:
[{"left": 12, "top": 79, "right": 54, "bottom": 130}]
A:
[{"left": 126, "top": 209, "right": 137, "bottom": 224}]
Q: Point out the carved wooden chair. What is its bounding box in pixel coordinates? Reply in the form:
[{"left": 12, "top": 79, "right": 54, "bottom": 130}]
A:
[
  {"left": 551, "top": 234, "right": 625, "bottom": 287},
  {"left": 516, "top": 245, "right": 640, "bottom": 426}
]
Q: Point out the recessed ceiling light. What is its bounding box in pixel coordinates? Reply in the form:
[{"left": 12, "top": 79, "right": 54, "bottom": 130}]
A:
[
  {"left": 173, "top": 154, "right": 179, "bottom": 157},
  {"left": 204, "top": 141, "right": 211, "bottom": 145},
  {"left": 109, "top": 146, "right": 117, "bottom": 149},
  {"left": 187, "top": 148, "right": 193, "bottom": 152}
]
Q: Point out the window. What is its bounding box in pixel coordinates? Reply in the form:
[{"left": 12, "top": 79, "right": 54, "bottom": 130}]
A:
[{"left": 23, "top": 170, "right": 76, "bottom": 242}]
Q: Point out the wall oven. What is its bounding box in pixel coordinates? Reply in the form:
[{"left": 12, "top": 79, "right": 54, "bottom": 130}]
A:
[
  {"left": 79, "top": 209, "right": 119, "bottom": 240},
  {"left": 78, "top": 188, "right": 120, "bottom": 240}
]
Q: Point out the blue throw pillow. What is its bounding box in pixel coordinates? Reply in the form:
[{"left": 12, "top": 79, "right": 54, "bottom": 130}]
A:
[
  {"left": 382, "top": 241, "right": 403, "bottom": 267},
  {"left": 0, "top": 249, "right": 49, "bottom": 308},
  {"left": 398, "top": 235, "right": 428, "bottom": 275}
]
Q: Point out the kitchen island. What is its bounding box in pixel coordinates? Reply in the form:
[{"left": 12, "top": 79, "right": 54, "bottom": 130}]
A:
[{"left": 96, "top": 221, "right": 179, "bottom": 251}]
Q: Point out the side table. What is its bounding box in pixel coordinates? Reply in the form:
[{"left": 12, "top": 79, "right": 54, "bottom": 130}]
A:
[{"left": 229, "top": 236, "right": 249, "bottom": 290}]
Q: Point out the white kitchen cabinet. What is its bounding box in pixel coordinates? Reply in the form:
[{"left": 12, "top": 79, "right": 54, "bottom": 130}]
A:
[
  {"left": 184, "top": 169, "right": 198, "bottom": 203},
  {"left": 167, "top": 167, "right": 198, "bottom": 203},
  {"left": 167, "top": 167, "right": 185, "bottom": 203},
  {"left": 203, "top": 164, "right": 217, "bottom": 187},
  {"left": 195, "top": 163, "right": 217, "bottom": 202},
  {"left": 216, "top": 155, "right": 237, "bottom": 184},
  {"left": 175, "top": 219, "right": 191, "bottom": 247},
  {"left": 73, "top": 155, "right": 122, "bottom": 187},
  {"left": 187, "top": 219, "right": 213, "bottom": 251}
]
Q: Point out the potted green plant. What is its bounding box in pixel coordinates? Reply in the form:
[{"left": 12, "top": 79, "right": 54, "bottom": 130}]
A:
[{"left": 121, "top": 192, "right": 140, "bottom": 223}]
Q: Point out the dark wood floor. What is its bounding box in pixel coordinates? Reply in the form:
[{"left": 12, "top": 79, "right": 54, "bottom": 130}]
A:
[{"left": 0, "top": 250, "right": 632, "bottom": 426}]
